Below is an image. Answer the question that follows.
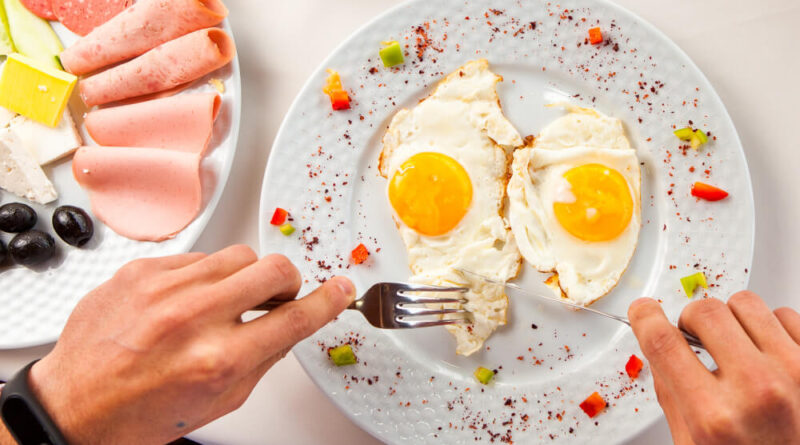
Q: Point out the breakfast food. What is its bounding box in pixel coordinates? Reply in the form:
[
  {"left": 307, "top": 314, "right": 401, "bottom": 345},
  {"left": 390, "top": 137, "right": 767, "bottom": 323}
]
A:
[
  {"left": 9, "top": 110, "right": 82, "bottom": 164},
  {"left": 8, "top": 229, "right": 55, "bottom": 266},
  {"left": 0, "top": 1, "right": 15, "bottom": 54},
  {"left": 0, "top": 202, "right": 36, "bottom": 232},
  {"left": 52, "top": 205, "right": 94, "bottom": 247},
  {"left": 18, "top": 0, "right": 53, "bottom": 20},
  {"left": 0, "top": 127, "right": 57, "bottom": 204},
  {"left": 508, "top": 105, "right": 641, "bottom": 306},
  {"left": 379, "top": 59, "right": 523, "bottom": 356},
  {"left": 79, "top": 27, "right": 235, "bottom": 107},
  {"left": 51, "top": 0, "right": 133, "bottom": 36},
  {"left": 60, "top": 0, "right": 228, "bottom": 75},
  {"left": 85, "top": 93, "right": 221, "bottom": 154},
  {"left": 0, "top": 52, "right": 76, "bottom": 127},
  {"left": 73, "top": 146, "right": 202, "bottom": 242},
  {"left": 4, "top": 0, "right": 62, "bottom": 69}
]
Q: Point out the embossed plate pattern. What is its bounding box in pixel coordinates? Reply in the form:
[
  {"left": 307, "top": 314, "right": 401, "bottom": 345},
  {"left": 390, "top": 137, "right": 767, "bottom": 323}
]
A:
[{"left": 259, "top": 1, "right": 754, "bottom": 443}]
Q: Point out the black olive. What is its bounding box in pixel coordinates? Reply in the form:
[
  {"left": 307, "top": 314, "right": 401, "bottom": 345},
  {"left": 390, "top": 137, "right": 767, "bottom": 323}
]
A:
[
  {"left": 0, "top": 239, "right": 7, "bottom": 265},
  {"left": 9, "top": 230, "right": 56, "bottom": 267},
  {"left": 52, "top": 206, "right": 94, "bottom": 247},
  {"left": 0, "top": 203, "right": 37, "bottom": 233}
]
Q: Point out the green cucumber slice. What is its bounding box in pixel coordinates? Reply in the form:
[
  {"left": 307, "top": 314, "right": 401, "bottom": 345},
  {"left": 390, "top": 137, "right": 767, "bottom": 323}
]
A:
[
  {"left": 0, "top": 0, "right": 15, "bottom": 55},
  {"left": 3, "top": 0, "right": 63, "bottom": 70}
]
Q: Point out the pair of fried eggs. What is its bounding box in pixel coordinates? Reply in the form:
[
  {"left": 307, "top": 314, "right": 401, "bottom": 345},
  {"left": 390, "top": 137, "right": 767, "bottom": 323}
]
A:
[{"left": 379, "top": 60, "right": 641, "bottom": 355}]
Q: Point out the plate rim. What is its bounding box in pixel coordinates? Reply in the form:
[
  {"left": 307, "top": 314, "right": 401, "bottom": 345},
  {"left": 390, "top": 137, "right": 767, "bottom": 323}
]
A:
[{"left": 258, "top": 0, "right": 755, "bottom": 443}]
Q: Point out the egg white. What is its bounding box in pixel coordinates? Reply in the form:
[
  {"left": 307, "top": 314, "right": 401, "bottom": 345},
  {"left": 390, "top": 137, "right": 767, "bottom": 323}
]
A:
[
  {"left": 379, "top": 59, "right": 523, "bottom": 356},
  {"left": 507, "top": 105, "right": 641, "bottom": 306}
]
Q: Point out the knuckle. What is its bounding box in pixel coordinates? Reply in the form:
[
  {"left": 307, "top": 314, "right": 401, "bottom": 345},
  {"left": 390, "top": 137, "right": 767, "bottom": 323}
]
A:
[
  {"left": 115, "top": 258, "right": 152, "bottom": 281},
  {"left": 189, "top": 344, "right": 237, "bottom": 394},
  {"left": 748, "top": 378, "right": 791, "bottom": 414},
  {"left": 727, "top": 290, "right": 759, "bottom": 307},
  {"left": 692, "top": 409, "right": 738, "bottom": 444},
  {"left": 265, "top": 254, "right": 301, "bottom": 287},
  {"left": 230, "top": 244, "right": 258, "bottom": 262},
  {"left": 151, "top": 305, "right": 191, "bottom": 331},
  {"left": 681, "top": 298, "right": 726, "bottom": 325},
  {"left": 283, "top": 304, "right": 314, "bottom": 342},
  {"left": 642, "top": 327, "right": 682, "bottom": 358}
]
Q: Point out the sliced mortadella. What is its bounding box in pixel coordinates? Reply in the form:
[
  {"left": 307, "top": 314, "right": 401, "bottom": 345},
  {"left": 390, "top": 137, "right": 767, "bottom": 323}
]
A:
[
  {"left": 73, "top": 146, "right": 202, "bottom": 242},
  {"left": 79, "top": 28, "right": 235, "bottom": 107},
  {"left": 85, "top": 93, "right": 221, "bottom": 155},
  {"left": 60, "top": 0, "right": 228, "bottom": 75}
]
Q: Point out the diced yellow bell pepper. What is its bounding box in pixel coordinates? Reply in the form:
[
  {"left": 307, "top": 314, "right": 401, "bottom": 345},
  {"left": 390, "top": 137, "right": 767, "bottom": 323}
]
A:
[{"left": 0, "top": 53, "right": 76, "bottom": 127}]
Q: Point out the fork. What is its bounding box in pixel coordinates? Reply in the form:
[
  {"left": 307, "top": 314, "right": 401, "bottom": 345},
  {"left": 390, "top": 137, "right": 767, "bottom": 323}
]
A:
[{"left": 252, "top": 282, "right": 471, "bottom": 329}]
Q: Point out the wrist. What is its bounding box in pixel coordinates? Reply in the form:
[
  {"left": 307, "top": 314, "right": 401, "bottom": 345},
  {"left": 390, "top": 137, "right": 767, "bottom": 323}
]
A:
[{"left": 27, "top": 358, "right": 88, "bottom": 444}]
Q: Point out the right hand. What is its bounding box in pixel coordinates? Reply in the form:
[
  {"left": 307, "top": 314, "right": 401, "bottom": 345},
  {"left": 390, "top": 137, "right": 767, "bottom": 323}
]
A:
[
  {"left": 25, "top": 245, "right": 355, "bottom": 445},
  {"left": 629, "top": 292, "right": 800, "bottom": 445}
]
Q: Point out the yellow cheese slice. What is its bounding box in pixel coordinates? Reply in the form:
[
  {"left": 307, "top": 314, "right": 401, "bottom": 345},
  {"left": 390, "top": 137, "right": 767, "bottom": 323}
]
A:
[{"left": 0, "top": 53, "right": 77, "bottom": 127}]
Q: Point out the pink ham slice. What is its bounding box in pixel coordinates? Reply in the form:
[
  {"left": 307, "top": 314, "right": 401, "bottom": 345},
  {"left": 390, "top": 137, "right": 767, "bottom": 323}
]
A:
[
  {"left": 73, "top": 146, "right": 202, "bottom": 242},
  {"left": 60, "top": 0, "right": 228, "bottom": 75},
  {"left": 85, "top": 93, "right": 221, "bottom": 155},
  {"left": 79, "top": 28, "right": 235, "bottom": 107},
  {"left": 52, "top": 0, "right": 133, "bottom": 37},
  {"left": 19, "top": 0, "right": 56, "bottom": 21}
]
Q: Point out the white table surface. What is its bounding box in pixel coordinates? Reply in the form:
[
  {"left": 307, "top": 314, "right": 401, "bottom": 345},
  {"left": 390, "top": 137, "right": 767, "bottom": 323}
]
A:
[{"left": 2, "top": 0, "right": 799, "bottom": 443}]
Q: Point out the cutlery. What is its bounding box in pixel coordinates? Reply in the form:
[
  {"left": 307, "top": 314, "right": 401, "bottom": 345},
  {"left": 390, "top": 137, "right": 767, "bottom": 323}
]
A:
[
  {"left": 459, "top": 269, "right": 705, "bottom": 350},
  {"left": 253, "top": 282, "right": 470, "bottom": 329}
]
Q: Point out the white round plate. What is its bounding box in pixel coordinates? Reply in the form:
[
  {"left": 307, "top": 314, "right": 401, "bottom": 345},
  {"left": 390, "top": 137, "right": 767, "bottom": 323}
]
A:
[
  {"left": 259, "top": 0, "right": 754, "bottom": 443},
  {"left": 0, "top": 20, "right": 241, "bottom": 348}
]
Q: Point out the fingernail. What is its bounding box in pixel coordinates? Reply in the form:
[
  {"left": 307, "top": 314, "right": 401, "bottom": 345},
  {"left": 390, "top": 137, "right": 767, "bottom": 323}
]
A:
[{"left": 334, "top": 278, "right": 356, "bottom": 302}]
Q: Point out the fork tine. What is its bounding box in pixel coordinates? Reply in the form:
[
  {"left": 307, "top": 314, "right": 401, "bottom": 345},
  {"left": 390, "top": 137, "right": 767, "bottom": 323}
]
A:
[
  {"left": 395, "top": 314, "right": 471, "bottom": 328},
  {"left": 396, "top": 306, "right": 468, "bottom": 316},
  {"left": 397, "top": 296, "right": 468, "bottom": 305},
  {"left": 395, "top": 284, "right": 469, "bottom": 293}
]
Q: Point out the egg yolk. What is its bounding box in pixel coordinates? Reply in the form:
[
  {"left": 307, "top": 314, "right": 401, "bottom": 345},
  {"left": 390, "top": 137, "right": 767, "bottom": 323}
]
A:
[
  {"left": 553, "top": 163, "right": 633, "bottom": 242},
  {"left": 388, "top": 152, "right": 473, "bottom": 236}
]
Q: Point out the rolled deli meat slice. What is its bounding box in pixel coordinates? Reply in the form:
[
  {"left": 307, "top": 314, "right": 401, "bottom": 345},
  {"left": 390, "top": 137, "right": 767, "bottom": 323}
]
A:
[
  {"left": 79, "top": 28, "right": 235, "bottom": 107},
  {"left": 60, "top": 0, "right": 228, "bottom": 75}
]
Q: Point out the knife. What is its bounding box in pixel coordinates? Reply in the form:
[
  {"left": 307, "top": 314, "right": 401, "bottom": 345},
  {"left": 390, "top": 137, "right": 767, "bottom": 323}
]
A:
[{"left": 458, "top": 269, "right": 705, "bottom": 350}]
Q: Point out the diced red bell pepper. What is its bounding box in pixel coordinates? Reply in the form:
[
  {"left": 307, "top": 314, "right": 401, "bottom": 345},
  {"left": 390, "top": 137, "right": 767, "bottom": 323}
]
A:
[
  {"left": 691, "top": 182, "right": 729, "bottom": 201},
  {"left": 625, "top": 354, "right": 644, "bottom": 379},
  {"left": 579, "top": 392, "right": 607, "bottom": 418},
  {"left": 588, "top": 27, "right": 603, "bottom": 45},
  {"left": 351, "top": 243, "right": 369, "bottom": 265},
  {"left": 329, "top": 89, "right": 351, "bottom": 110},
  {"left": 270, "top": 208, "right": 288, "bottom": 225}
]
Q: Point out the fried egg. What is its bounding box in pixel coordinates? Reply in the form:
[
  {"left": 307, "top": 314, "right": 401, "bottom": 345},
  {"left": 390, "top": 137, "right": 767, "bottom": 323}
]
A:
[
  {"left": 379, "top": 59, "right": 523, "bottom": 356},
  {"left": 507, "top": 105, "right": 641, "bottom": 306}
]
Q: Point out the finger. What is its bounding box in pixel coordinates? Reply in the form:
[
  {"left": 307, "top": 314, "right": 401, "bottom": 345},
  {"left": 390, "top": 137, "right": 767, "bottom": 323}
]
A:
[
  {"left": 775, "top": 307, "right": 800, "bottom": 344},
  {"left": 209, "top": 254, "right": 303, "bottom": 315},
  {"left": 652, "top": 369, "right": 697, "bottom": 445},
  {"left": 179, "top": 244, "right": 258, "bottom": 283},
  {"left": 629, "top": 299, "right": 716, "bottom": 408},
  {"left": 149, "top": 252, "right": 208, "bottom": 270},
  {"left": 727, "top": 291, "right": 798, "bottom": 353},
  {"left": 233, "top": 277, "right": 355, "bottom": 369},
  {"left": 678, "top": 297, "right": 760, "bottom": 369}
]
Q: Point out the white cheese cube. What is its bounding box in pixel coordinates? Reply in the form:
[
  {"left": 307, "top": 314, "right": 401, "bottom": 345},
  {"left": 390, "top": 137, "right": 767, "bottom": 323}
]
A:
[
  {"left": 8, "top": 108, "right": 82, "bottom": 165},
  {"left": 0, "top": 127, "right": 58, "bottom": 204}
]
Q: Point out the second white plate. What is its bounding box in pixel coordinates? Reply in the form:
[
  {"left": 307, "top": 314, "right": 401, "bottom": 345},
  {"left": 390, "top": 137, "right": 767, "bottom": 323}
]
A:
[{"left": 259, "top": 0, "right": 754, "bottom": 443}]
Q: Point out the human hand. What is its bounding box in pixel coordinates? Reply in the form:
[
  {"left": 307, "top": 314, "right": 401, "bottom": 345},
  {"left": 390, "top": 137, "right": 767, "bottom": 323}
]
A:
[
  {"left": 25, "top": 245, "right": 355, "bottom": 445},
  {"left": 629, "top": 292, "right": 800, "bottom": 445}
]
